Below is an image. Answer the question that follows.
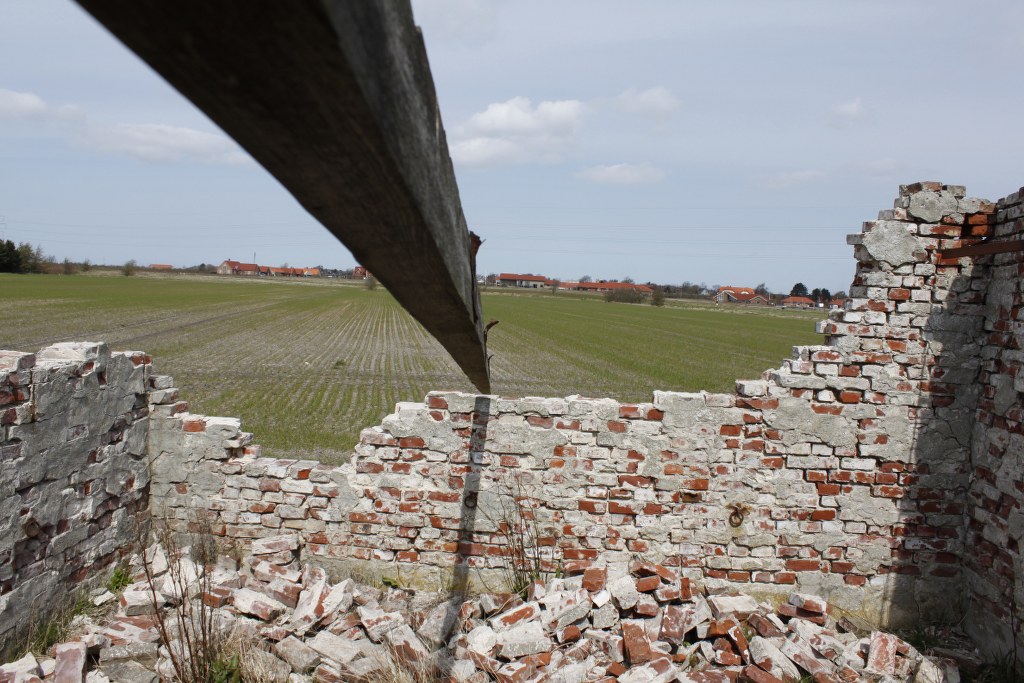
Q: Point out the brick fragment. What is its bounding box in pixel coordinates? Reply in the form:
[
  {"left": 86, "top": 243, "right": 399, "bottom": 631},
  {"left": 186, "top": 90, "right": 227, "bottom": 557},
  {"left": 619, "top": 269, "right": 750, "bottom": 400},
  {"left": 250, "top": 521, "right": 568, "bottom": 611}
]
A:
[
  {"left": 621, "top": 619, "right": 653, "bottom": 664},
  {"left": 865, "top": 631, "right": 897, "bottom": 675}
]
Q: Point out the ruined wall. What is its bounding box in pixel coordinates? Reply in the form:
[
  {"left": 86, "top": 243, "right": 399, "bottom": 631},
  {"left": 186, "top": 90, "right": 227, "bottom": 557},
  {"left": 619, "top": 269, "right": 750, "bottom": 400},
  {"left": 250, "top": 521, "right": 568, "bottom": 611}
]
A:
[
  {"left": 963, "top": 188, "right": 1024, "bottom": 659},
  {"left": 152, "top": 183, "right": 1007, "bottom": 634},
  {"left": 0, "top": 343, "right": 151, "bottom": 651},
  {"left": 1, "top": 182, "right": 1019, "bottom": 660}
]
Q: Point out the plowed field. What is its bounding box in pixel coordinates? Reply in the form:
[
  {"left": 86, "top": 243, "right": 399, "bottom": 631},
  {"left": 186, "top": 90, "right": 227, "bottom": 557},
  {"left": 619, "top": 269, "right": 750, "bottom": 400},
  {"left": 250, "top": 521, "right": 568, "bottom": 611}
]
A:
[{"left": 0, "top": 273, "right": 822, "bottom": 462}]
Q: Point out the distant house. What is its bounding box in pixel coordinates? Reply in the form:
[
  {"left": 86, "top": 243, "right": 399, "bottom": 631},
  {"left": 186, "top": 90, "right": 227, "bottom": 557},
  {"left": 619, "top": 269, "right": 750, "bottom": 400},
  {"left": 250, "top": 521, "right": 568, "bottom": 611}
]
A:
[
  {"left": 353, "top": 266, "right": 368, "bottom": 279},
  {"left": 304, "top": 268, "right": 320, "bottom": 277},
  {"left": 497, "top": 273, "right": 549, "bottom": 288},
  {"left": 149, "top": 263, "right": 174, "bottom": 271},
  {"left": 829, "top": 297, "right": 847, "bottom": 309},
  {"left": 560, "top": 281, "right": 653, "bottom": 294},
  {"left": 714, "top": 286, "right": 769, "bottom": 305},
  {"left": 217, "top": 260, "right": 240, "bottom": 275},
  {"left": 781, "top": 296, "right": 816, "bottom": 308},
  {"left": 216, "top": 259, "right": 259, "bottom": 276}
]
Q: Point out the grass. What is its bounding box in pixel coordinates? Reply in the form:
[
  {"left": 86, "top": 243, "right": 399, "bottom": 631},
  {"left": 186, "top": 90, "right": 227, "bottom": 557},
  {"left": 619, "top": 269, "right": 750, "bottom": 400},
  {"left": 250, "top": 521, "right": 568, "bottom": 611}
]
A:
[
  {"left": 0, "top": 273, "right": 822, "bottom": 462},
  {"left": 19, "top": 590, "right": 101, "bottom": 657}
]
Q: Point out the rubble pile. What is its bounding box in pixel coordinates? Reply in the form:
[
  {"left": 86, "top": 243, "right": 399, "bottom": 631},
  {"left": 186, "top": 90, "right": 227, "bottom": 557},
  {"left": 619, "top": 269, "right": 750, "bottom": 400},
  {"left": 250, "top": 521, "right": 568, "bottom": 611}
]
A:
[{"left": 0, "top": 535, "right": 966, "bottom": 682}]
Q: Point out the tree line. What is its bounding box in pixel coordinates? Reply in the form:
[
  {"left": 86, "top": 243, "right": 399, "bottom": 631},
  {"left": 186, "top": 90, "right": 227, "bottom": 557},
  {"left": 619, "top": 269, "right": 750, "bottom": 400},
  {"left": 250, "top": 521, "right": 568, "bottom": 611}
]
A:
[
  {"left": 0, "top": 240, "right": 50, "bottom": 274},
  {"left": 789, "top": 282, "right": 845, "bottom": 304}
]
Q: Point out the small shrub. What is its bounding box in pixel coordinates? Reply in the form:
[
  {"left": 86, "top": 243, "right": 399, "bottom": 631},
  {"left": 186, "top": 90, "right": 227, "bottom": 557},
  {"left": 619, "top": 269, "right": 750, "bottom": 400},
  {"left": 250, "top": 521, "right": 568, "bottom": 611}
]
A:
[
  {"left": 651, "top": 289, "right": 666, "bottom": 306},
  {"left": 209, "top": 653, "right": 242, "bottom": 683},
  {"left": 603, "top": 288, "right": 647, "bottom": 305},
  {"left": 482, "top": 472, "right": 558, "bottom": 598},
  {"left": 106, "top": 564, "right": 133, "bottom": 594},
  {"left": 143, "top": 516, "right": 223, "bottom": 683},
  {"left": 366, "top": 276, "right": 378, "bottom": 291},
  {"left": 122, "top": 259, "right": 137, "bottom": 277}
]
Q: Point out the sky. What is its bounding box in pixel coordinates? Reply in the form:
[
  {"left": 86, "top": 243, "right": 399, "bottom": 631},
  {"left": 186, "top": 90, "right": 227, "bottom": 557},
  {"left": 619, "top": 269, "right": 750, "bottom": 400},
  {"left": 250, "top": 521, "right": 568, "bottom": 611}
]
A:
[{"left": 2, "top": 1, "right": 1023, "bottom": 293}]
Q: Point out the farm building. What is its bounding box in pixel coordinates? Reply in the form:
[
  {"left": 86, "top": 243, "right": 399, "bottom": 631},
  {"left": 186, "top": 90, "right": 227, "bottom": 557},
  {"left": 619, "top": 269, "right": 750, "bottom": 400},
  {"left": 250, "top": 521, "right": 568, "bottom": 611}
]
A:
[
  {"left": 148, "top": 263, "right": 173, "bottom": 271},
  {"left": 497, "top": 272, "right": 552, "bottom": 288},
  {"left": 713, "top": 285, "right": 769, "bottom": 305},
  {"left": 216, "top": 259, "right": 258, "bottom": 275},
  {"left": 560, "top": 280, "right": 653, "bottom": 294},
  {"left": 353, "top": 266, "right": 369, "bottom": 279},
  {"left": 781, "top": 295, "right": 817, "bottom": 308}
]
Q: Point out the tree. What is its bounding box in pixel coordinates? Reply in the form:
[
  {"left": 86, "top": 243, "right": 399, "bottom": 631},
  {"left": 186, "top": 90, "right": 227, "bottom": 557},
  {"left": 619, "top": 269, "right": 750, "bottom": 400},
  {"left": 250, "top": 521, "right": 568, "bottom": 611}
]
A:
[
  {"left": 62, "top": 258, "right": 76, "bottom": 275},
  {"left": 122, "top": 259, "right": 137, "bottom": 276},
  {"left": 579, "top": 275, "right": 592, "bottom": 283},
  {"left": 790, "top": 282, "right": 808, "bottom": 297},
  {"left": 810, "top": 287, "right": 822, "bottom": 303},
  {"left": 651, "top": 288, "right": 666, "bottom": 307},
  {"left": 820, "top": 288, "right": 832, "bottom": 304},
  {"left": 622, "top": 276, "right": 635, "bottom": 284},
  {"left": 0, "top": 240, "right": 21, "bottom": 273},
  {"left": 15, "top": 243, "right": 47, "bottom": 273},
  {"left": 833, "top": 290, "right": 847, "bottom": 300},
  {"left": 754, "top": 282, "right": 769, "bottom": 295},
  {"left": 365, "top": 275, "right": 378, "bottom": 290}
]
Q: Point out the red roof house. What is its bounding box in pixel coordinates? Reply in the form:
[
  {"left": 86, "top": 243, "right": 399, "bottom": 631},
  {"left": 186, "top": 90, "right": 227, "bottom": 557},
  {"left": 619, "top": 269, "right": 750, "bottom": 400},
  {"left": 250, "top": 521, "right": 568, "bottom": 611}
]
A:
[
  {"left": 497, "top": 273, "right": 550, "bottom": 288},
  {"left": 714, "top": 286, "right": 768, "bottom": 305}
]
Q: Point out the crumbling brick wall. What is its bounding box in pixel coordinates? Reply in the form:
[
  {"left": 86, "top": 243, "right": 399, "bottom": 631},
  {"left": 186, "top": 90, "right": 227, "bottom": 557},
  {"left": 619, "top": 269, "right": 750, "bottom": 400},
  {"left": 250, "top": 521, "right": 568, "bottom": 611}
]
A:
[
  {"left": 1, "top": 182, "right": 1020, "bottom": 661},
  {"left": 149, "top": 183, "right": 1012, "bottom": 637},
  {"left": 962, "top": 188, "right": 1024, "bottom": 659},
  {"left": 0, "top": 343, "right": 151, "bottom": 652}
]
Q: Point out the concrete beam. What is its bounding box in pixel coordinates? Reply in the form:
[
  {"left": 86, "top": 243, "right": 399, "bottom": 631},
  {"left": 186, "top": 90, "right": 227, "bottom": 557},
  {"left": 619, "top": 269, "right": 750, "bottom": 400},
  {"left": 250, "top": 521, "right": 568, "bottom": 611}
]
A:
[{"left": 74, "top": 0, "right": 490, "bottom": 392}]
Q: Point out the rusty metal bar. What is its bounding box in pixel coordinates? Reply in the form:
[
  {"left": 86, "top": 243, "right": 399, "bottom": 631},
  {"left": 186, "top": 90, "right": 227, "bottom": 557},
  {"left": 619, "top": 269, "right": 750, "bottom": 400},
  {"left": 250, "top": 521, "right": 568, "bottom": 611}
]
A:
[{"left": 940, "top": 239, "right": 1024, "bottom": 259}]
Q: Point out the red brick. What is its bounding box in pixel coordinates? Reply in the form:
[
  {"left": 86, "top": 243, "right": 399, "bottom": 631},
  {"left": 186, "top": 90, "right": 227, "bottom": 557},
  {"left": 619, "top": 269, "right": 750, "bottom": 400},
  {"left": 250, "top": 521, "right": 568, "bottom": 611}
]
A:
[
  {"left": 583, "top": 567, "right": 607, "bottom": 592},
  {"left": 619, "top": 405, "right": 642, "bottom": 419},
  {"left": 742, "top": 665, "right": 785, "bottom": 683},
  {"left": 635, "top": 575, "right": 661, "bottom": 592},
  {"left": 621, "top": 620, "right": 653, "bottom": 664},
  {"left": 426, "top": 395, "right": 448, "bottom": 410}
]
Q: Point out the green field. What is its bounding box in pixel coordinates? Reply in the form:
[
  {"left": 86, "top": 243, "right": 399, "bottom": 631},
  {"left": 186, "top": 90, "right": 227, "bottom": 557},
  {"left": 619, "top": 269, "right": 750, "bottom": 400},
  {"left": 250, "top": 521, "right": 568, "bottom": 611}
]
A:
[{"left": 0, "top": 273, "right": 822, "bottom": 462}]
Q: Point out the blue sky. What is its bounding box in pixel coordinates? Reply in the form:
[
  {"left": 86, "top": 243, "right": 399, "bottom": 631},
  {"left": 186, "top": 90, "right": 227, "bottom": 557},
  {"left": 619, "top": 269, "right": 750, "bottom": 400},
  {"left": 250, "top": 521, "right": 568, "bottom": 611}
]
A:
[{"left": 2, "top": 1, "right": 1022, "bottom": 293}]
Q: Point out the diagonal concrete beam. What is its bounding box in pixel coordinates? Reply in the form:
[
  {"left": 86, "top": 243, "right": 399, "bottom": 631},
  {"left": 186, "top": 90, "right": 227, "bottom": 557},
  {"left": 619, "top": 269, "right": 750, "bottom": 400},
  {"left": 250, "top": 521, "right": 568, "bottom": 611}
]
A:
[{"left": 74, "top": 0, "right": 491, "bottom": 392}]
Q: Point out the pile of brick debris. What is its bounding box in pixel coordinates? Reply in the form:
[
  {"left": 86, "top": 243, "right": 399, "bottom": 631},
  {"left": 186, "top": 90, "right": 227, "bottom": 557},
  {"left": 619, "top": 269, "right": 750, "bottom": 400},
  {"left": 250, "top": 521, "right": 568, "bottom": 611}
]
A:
[{"left": 0, "top": 534, "right": 971, "bottom": 682}]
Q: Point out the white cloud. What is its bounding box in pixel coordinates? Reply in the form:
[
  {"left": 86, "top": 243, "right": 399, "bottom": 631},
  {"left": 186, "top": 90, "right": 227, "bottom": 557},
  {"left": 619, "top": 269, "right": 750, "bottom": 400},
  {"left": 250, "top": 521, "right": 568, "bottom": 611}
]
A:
[
  {"left": 0, "top": 87, "right": 246, "bottom": 165},
  {"left": 462, "top": 96, "right": 584, "bottom": 137},
  {"left": 452, "top": 96, "right": 585, "bottom": 167},
  {"left": 830, "top": 97, "right": 867, "bottom": 126},
  {"left": 0, "top": 88, "right": 82, "bottom": 122},
  {"left": 758, "top": 169, "right": 825, "bottom": 189},
  {"left": 577, "top": 163, "right": 665, "bottom": 185},
  {"left": 81, "top": 123, "right": 250, "bottom": 165},
  {"left": 614, "top": 86, "right": 679, "bottom": 119},
  {"left": 450, "top": 137, "right": 526, "bottom": 166}
]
